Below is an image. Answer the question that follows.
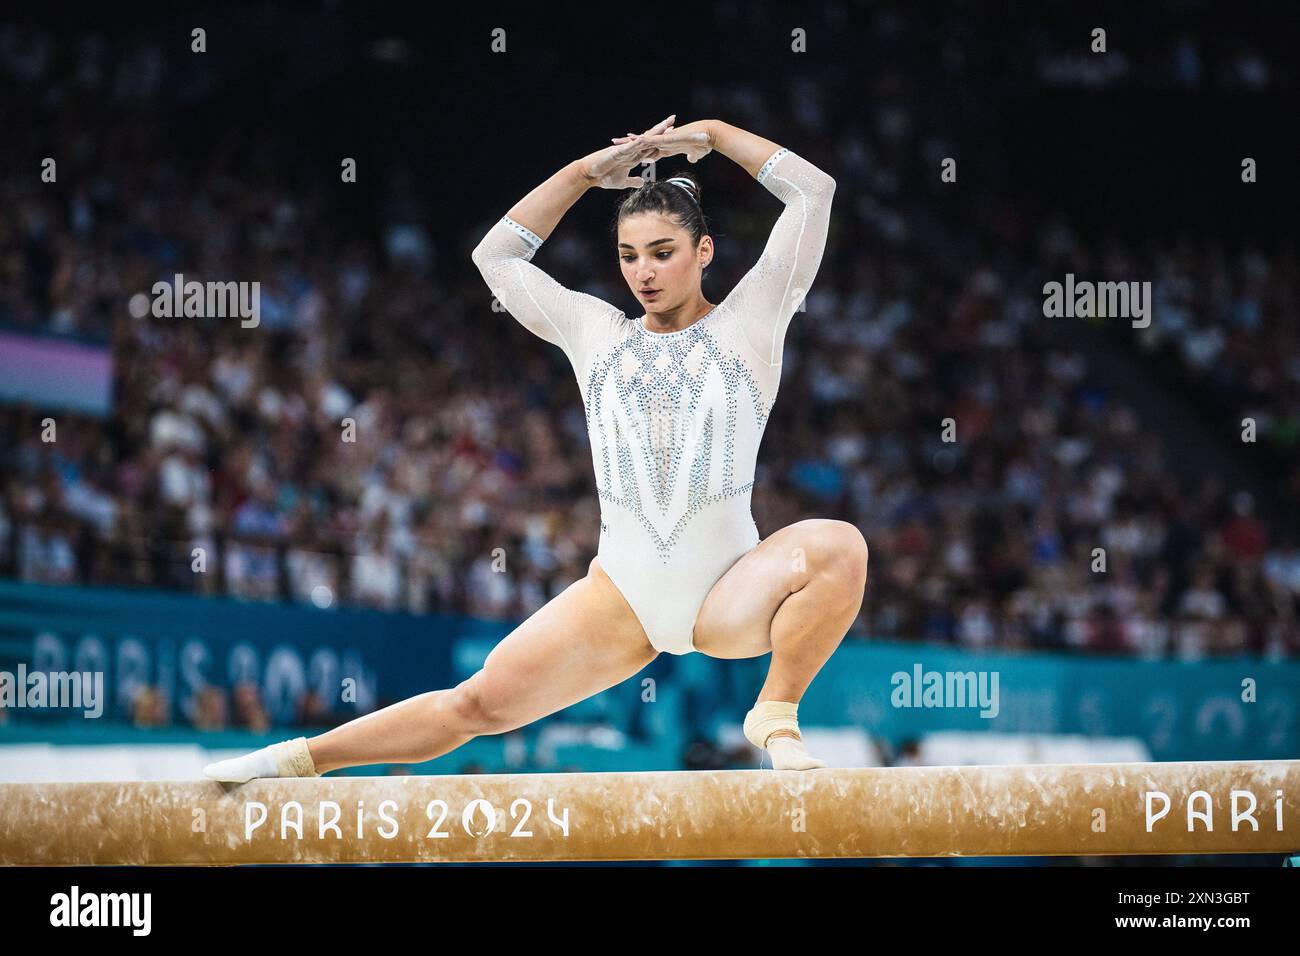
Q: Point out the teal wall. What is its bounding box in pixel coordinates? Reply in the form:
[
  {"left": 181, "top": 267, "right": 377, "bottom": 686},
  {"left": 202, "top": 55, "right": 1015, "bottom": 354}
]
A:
[{"left": 2, "top": 580, "right": 1297, "bottom": 762}]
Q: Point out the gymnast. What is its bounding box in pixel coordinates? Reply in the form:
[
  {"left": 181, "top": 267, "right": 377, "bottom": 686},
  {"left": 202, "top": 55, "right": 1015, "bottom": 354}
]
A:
[{"left": 205, "top": 115, "right": 867, "bottom": 783}]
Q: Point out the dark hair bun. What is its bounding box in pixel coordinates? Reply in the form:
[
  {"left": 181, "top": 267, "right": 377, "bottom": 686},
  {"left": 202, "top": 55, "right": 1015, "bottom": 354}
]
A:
[
  {"left": 612, "top": 170, "right": 711, "bottom": 248},
  {"left": 665, "top": 174, "right": 702, "bottom": 204}
]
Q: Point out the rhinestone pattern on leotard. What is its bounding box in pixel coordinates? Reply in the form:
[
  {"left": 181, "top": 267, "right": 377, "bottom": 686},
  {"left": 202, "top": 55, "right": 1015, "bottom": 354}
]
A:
[{"left": 585, "top": 315, "right": 770, "bottom": 564}]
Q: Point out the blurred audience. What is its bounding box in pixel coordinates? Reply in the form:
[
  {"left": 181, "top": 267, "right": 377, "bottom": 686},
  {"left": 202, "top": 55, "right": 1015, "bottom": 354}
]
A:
[{"left": 1, "top": 13, "right": 1296, "bottom": 669}]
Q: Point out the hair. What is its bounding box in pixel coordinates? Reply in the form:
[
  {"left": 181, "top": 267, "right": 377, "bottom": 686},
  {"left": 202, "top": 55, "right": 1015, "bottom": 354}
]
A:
[{"left": 611, "top": 171, "right": 711, "bottom": 251}]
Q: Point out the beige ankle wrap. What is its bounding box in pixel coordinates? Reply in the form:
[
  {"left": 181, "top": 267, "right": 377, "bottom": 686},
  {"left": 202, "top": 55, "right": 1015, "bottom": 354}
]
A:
[
  {"left": 743, "top": 700, "right": 801, "bottom": 750},
  {"left": 272, "top": 737, "right": 319, "bottom": 778}
]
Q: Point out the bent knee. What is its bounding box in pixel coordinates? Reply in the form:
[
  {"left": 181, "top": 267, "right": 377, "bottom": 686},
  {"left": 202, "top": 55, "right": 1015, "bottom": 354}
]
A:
[{"left": 803, "top": 519, "right": 868, "bottom": 582}]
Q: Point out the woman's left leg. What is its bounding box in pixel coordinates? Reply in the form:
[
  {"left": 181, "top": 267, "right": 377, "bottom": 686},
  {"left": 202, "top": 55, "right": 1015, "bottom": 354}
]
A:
[{"left": 691, "top": 518, "right": 868, "bottom": 766}]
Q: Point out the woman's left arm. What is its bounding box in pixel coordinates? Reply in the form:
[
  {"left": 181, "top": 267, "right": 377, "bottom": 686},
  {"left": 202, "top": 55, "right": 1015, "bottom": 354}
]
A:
[{"left": 706, "top": 121, "right": 837, "bottom": 367}]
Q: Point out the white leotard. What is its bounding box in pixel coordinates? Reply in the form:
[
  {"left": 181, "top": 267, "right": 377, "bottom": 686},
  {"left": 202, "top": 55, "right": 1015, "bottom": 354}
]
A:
[{"left": 471, "top": 147, "right": 834, "bottom": 654}]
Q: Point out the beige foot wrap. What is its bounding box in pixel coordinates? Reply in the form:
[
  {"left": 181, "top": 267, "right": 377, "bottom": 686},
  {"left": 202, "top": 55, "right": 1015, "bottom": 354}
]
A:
[
  {"left": 203, "top": 736, "right": 320, "bottom": 782},
  {"left": 743, "top": 700, "right": 801, "bottom": 750},
  {"left": 743, "top": 701, "right": 827, "bottom": 770},
  {"left": 271, "top": 737, "right": 319, "bottom": 778}
]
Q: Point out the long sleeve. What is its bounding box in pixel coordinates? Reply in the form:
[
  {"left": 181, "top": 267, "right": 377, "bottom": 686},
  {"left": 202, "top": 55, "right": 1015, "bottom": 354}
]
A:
[
  {"left": 470, "top": 215, "right": 620, "bottom": 374},
  {"left": 722, "top": 148, "right": 835, "bottom": 367}
]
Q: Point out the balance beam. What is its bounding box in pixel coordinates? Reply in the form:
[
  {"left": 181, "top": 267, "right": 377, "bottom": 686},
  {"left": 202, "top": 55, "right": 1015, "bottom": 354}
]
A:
[{"left": 1, "top": 760, "right": 1297, "bottom": 865}]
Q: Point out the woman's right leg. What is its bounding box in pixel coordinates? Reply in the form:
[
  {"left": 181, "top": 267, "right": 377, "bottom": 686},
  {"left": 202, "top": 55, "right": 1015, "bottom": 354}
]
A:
[{"left": 305, "top": 558, "right": 657, "bottom": 774}]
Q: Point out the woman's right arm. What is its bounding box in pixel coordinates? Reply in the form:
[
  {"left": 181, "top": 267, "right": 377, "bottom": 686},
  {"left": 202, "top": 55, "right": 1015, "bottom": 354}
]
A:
[
  {"left": 471, "top": 128, "right": 667, "bottom": 368},
  {"left": 499, "top": 160, "right": 595, "bottom": 245},
  {"left": 470, "top": 161, "right": 615, "bottom": 368}
]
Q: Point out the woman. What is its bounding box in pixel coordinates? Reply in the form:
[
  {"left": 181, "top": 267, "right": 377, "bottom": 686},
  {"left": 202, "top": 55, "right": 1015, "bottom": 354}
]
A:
[{"left": 204, "top": 115, "right": 866, "bottom": 783}]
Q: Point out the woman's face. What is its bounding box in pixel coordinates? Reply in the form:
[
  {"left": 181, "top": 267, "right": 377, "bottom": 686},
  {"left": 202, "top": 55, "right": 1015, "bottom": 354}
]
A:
[{"left": 617, "top": 212, "right": 712, "bottom": 311}]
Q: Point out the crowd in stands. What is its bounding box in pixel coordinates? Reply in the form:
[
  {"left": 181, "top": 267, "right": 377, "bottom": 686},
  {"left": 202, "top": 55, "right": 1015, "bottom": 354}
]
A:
[{"left": 2, "top": 12, "right": 1297, "bottom": 670}]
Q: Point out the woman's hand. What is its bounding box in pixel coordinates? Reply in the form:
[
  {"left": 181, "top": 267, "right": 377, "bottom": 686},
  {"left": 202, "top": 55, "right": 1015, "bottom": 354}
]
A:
[
  {"left": 613, "top": 117, "right": 714, "bottom": 164},
  {"left": 580, "top": 114, "right": 676, "bottom": 189}
]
